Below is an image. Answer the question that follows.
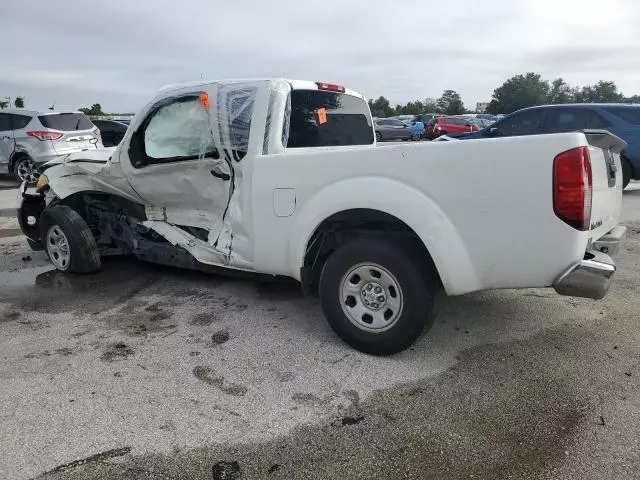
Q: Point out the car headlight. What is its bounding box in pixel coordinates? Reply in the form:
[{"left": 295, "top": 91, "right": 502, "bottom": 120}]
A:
[{"left": 35, "top": 174, "right": 49, "bottom": 193}]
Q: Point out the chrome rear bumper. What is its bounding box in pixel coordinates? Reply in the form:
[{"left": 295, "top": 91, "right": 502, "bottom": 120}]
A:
[{"left": 554, "top": 226, "right": 627, "bottom": 300}]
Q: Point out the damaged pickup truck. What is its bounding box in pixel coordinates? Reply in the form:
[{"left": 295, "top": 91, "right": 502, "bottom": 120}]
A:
[{"left": 18, "top": 79, "right": 627, "bottom": 354}]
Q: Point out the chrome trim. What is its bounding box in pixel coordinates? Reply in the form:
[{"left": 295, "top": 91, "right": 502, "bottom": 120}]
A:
[{"left": 554, "top": 251, "right": 616, "bottom": 300}]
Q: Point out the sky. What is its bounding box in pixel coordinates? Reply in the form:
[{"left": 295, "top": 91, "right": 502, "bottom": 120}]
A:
[{"left": 2, "top": 0, "right": 640, "bottom": 112}]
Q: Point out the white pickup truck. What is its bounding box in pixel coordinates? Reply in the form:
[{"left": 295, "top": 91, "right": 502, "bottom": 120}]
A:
[{"left": 18, "top": 79, "right": 627, "bottom": 354}]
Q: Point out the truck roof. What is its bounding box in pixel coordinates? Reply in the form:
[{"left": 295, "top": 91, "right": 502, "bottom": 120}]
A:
[{"left": 158, "top": 78, "right": 365, "bottom": 100}]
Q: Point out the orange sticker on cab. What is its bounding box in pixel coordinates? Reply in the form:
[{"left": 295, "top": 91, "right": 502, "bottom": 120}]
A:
[
  {"left": 199, "top": 93, "right": 210, "bottom": 110},
  {"left": 317, "top": 108, "right": 327, "bottom": 124}
]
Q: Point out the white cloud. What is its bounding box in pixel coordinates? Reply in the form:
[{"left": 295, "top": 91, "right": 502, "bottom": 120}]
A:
[{"left": 1, "top": 0, "right": 640, "bottom": 111}]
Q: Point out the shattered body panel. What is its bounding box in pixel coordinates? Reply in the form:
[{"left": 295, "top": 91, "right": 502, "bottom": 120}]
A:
[{"left": 43, "top": 80, "right": 289, "bottom": 272}]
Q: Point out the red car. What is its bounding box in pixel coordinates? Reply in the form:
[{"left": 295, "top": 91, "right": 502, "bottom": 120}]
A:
[{"left": 426, "top": 116, "right": 479, "bottom": 139}]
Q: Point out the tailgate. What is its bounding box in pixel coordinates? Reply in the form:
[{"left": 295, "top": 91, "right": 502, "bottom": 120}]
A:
[{"left": 584, "top": 130, "right": 626, "bottom": 240}]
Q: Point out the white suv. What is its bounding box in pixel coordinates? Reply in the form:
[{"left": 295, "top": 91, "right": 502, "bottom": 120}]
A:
[{"left": 0, "top": 109, "right": 103, "bottom": 182}]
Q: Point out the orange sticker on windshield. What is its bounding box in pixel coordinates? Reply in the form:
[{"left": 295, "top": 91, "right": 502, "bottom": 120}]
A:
[
  {"left": 317, "top": 108, "right": 327, "bottom": 124},
  {"left": 199, "top": 93, "right": 210, "bottom": 110}
]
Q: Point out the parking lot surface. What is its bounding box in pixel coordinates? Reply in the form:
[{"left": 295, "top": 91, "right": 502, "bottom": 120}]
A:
[{"left": 1, "top": 183, "right": 639, "bottom": 479}]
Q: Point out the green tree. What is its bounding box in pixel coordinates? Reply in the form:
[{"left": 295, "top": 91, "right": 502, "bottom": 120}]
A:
[
  {"left": 487, "top": 73, "right": 550, "bottom": 114},
  {"left": 548, "top": 78, "right": 575, "bottom": 104},
  {"left": 395, "top": 100, "right": 425, "bottom": 115},
  {"left": 0, "top": 100, "right": 7, "bottom": 109},
  {"left": 14, "top": 96, "right": 25, "bottom": 108},
  {"left": 79, "top": 103, "right": 105, "bottom": 116},
  {"left": 423, "top": 97, "right": 438, "bottom": 113},
  {"left": 368, "top": 96, "right": 394, "bottom": 118},
  {"left": 575, "top": 81, "right": 624, "bottom": 103},
  {"left": 436, "top": 90, "right": 465, "bottom": 115}
]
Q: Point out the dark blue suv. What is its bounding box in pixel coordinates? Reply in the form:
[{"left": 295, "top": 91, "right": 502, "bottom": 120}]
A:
[{"left": 452, "top": 104, "right": 640, "bottom": 188}]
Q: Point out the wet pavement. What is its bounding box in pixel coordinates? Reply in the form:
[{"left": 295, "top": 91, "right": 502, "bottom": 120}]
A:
[{"left": 1, "top": 187, "right": 640, "bottom": 479}]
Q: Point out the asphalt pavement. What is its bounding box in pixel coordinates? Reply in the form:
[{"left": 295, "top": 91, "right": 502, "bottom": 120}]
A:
[{"left": 0, "top": 182, "right": 639, "bottom": 479}]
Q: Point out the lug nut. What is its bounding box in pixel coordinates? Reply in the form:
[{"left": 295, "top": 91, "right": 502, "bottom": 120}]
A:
[
  {"left": 372, "top": 303, "right": 379, "bottom": 308},
  {"left": 377, "top": 296, "right": 384, "bottom": 302},
  {"left": 374, "top": 287, "right": 382, "bottom": 294}
]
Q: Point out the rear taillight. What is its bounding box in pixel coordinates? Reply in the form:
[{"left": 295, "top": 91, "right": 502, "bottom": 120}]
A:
[
  {"left": 434, "top": 124, "right": 441, "bottom": 131},
  {"left": 92, "top": 127, "right": 101, "bottom": 138},
  {"left": 27, "top": 131, "right": 63, "bottom": 141},
  {"left": 553, "top": 146, "right": 592, "bottom": 231},
  {"left": 315, "top": 82, "right": 346, "bottom": 93}
]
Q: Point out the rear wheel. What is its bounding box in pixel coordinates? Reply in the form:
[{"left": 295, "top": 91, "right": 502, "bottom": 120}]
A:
[
  {"left": 319, "top": 238, "right": 439, "bottom": 355},
  {"left": 40, "top": 205, "right": 101, "bottom": 273},
  {"left": 13, "top": 156, "right": 39, "bottom": 184},
  {"left": 622, "top": 157, "right": 632, "bottom": 189}
]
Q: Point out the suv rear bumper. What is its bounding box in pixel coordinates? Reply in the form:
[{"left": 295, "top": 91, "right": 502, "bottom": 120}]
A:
[{"left": 554, "top": 226, "right": 627, "bottom": 300}]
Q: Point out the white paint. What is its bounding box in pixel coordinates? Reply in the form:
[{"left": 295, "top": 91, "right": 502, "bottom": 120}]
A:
[{"left": 41, "top": 78, "right": 624, "bottom": 297}]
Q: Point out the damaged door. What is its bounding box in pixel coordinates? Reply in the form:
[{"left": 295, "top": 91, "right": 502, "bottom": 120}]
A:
[{"left": 122, "top": 92, "right": 232, "bottom": 247}]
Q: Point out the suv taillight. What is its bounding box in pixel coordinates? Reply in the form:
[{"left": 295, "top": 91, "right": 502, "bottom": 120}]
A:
[
  {"left": 92, "top": 127, "right": 101, "bottom": 138},
  {"left": 553, "top": 146, "right": 592, "bottom": 231},
  {"left": 27, "top": 130, "right": 63, "bottom": 141}
]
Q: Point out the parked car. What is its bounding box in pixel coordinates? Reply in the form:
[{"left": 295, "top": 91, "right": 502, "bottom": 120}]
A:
[
  {"left": 450, "top": 104, "right": 640, "bottom": 188},
  {"left": 92, "top": 120, "right": 128, "bottom": 147},
  {"left": 374, "top": 118, "right": 413, "bottom": 141},
  {"left": 18, "top": 78, "right": 626, "bottom": 355},
  {"left": 426, "top": 116, "right": 480, "bottom": 139},
  {"left": 0, "top": 109, "right": 102, "bottom": 183}
]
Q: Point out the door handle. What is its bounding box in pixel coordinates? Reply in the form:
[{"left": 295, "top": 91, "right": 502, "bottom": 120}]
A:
[
  {"left": 1, "top": 136, "right": 10, "bottom": 140},
  {"left": 210, "top": 170, "right": 230, "bottom": 181}
]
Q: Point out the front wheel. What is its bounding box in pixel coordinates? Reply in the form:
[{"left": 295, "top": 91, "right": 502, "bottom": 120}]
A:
[
  {"left": 40, "top": 205, "right": 101, "bottom": 273},
  {"left": 319, "top": 239, "right": 439, "bottom": 355}
]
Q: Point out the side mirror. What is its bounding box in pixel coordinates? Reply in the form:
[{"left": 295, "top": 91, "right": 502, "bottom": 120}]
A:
[{"left": 486, "top": 127, "right": 501, "bottom": 137}]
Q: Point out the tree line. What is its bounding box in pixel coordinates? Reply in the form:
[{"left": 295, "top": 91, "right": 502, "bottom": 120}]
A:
[
  {"left": 368, "top": 73, "right": 640, "bottom": 118},
  {"left": 369, "top": 90, "right": 465, "bottom": 118},
  {"left": 0, "top": 96, "right": 25, "bottom": 109}
]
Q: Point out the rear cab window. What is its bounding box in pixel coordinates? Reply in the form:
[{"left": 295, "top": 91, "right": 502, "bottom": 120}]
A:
[
  {"left": 286, "top": 89, "right": 373, "bottom": 148},
  {"left": 38, "top": 113, "right": 94, "bottom": 131}
]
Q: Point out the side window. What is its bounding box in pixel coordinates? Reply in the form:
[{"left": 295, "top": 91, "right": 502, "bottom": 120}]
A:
[
  {"left": 0, "top": 114, "right": 11, "bottom": 131},
  {"left": 143, "top": 96, "right": 216, "bottom": 163},
  {"left": 10, "top": 114, "right": 32, "bottom": 130},
  {"left": 545, "top": 109, "right": 609, "bottom": 132},
  {"left": 287, "top": 90, "right": 374, "bottom": 148},
  {"left": 545, "top": 110, "right": 583, "bottom": 132},
  {"left": 495, "top": 110, "right": 545, "bottom": 136},
  {"left": 583, "top": 110, "right": 610, "bottom": 129}
]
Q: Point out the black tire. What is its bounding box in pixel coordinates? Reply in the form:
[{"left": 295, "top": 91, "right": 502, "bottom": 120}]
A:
[
  {"left": 40, "top": 205, "right": 101, "bottom": 273},
  {"left": 622, "top": 157, "right": 632, "bottom": 189},
  {"left": 319, "top": 238, "right": 439, "bottom": 355},
  {"left": 375, "top": 132, "right": 382, "bottom": 142}
]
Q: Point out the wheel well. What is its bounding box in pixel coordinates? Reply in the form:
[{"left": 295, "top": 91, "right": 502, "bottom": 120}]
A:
[
  {"left": 301, "top": 208, "right": 441, "bottom": 295},
  {"left": 621, "top": 154, "right": 635, "bottom": 178},
  {"left": 9, "top": 151, "right": 31, "bottom": 171}
]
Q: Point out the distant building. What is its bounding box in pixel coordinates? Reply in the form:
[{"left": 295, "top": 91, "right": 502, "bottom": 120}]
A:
[{"left": 476, "top": 102, "right": 490, "bottom": 113}]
